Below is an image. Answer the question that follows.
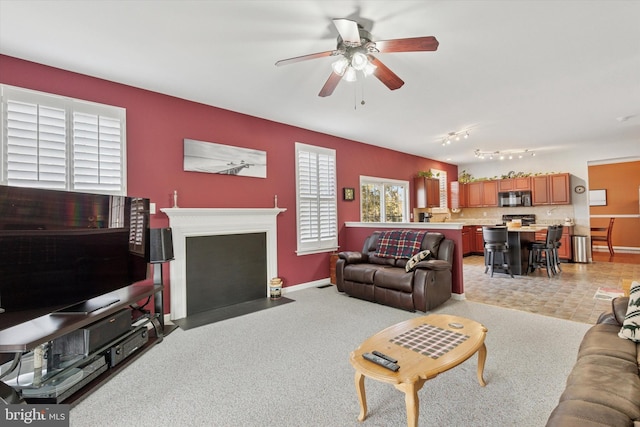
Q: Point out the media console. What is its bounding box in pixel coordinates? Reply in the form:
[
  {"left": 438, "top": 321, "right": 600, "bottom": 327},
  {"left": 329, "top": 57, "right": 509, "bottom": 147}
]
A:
[{"left": 0, "top": 284, "right": 164, "bottom": 406}]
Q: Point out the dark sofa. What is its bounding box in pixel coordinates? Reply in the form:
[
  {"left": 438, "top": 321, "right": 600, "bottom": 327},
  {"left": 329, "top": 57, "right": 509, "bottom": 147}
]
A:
[
  {"left": 335, "top": 230, "right": 454, "bottom": 312},
  {"left": 546, "top": 296, "right": 640, "bottom": 426}
]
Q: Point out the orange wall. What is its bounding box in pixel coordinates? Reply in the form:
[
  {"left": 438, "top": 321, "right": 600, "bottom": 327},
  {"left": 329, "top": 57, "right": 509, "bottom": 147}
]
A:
[{"left": 588, "top": 160, "right": 640, "bottom": 249}]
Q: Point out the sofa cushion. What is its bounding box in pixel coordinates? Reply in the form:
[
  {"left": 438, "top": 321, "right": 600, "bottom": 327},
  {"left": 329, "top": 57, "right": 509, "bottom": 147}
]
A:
[
  {"left": 619, "top": 282, "right": 640, "bottom": 341},
  {"left": 375, "top": 230, "right": 426, "bottom": 259},
  {"left": 368, "top": 255, "right": 397, "bottom": 266},
  {"left": 343, "top": 264, "right": 383, "bottom": 284},
  {"left": 560, "top": 354, "right": 640, "bottom": 421},
  {"left": 405, "top": 250, "right": 431, "bottom": 272},
  {"left": 420, "top": 233, "right": 444, "bottom": 256},
  {"left": 613, "top": 297, "right": 630, "bottom": 325},
  {"left": 546, "top": 399, "right": 634, "bottom": 427},
  {"left": 373, "top": 267, "right": 414, "bottom": 293},
  {"left": 579, "top": 324, "right": 638, "bottom": 363}
]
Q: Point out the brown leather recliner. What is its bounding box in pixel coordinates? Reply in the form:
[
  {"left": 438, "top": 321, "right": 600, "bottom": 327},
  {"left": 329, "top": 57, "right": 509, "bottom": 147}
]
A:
[{"left": 336, "top": 231, "right": 454, "bottom": 312}]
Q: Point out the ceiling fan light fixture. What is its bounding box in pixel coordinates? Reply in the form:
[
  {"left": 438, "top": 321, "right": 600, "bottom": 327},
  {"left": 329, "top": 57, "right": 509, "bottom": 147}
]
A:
[
  {"left": 362, "top": 61, "right": 377, "bottom": 76},
  {"left": 331, "top": 58, "right": 348, "bottom": 76},
  {"left": 343, "top": 66, "right": 357, "bottom": 82},
  {"left": 351, "top": 52, "right": 368, "bottom": 71}
]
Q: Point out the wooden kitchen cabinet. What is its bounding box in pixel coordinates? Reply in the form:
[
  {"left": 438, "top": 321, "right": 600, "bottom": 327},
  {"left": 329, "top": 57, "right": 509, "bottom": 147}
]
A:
[
  {"left": 462, "top": 226, "right": 473, "bottom": 255},
  {"left": 467, "top": 181, "right": 498, "bottom": 207},
  {"left": 451, "top": 181, "right": 469, "bottom": 208},
  {"left": 473, "top": 226, "right": 485, "bottom": 254},
  {"left": 414, "top": 176, "right": 441, "bottom": 208},
  {"left": 498, "top": 177, "right": 531, "bottom": 191},
  {"left": 532, "top": 173, "right": 570, "bottom": 205}
]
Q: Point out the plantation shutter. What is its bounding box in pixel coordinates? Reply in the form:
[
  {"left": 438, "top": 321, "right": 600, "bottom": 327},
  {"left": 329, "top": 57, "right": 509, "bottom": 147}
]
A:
[
  {"left": 73, "top": 112, "right": 123, "bottom": 192},
  {"left": 295, "top": 143, "right": 338, "bottom": 254},
  {"left": 1, "top": 85, "right": 126, "bottom": 195},
  {"left": 6, "top": 100, "right": 67, "bottom": 189}
]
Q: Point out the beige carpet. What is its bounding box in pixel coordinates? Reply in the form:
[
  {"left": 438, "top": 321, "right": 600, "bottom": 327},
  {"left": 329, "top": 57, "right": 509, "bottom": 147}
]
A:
[{"left": 70, "top": 287, "right": 590, "bottom": 427}]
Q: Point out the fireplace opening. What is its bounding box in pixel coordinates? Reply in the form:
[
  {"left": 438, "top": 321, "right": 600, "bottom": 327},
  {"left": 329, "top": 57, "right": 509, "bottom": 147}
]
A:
[{"left": 185, "top": 232, "right": 267, "bottom": 316}]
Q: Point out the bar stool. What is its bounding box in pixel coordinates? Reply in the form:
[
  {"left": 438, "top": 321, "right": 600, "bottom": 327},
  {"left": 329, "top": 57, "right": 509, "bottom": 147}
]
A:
[
  {"left": 552, "top": 224, "right": 564, "bottom": 273},
  {"left": 527, "top": 225, "right": 557, "bottom": 277},
  {"left": 483, "top": 226, "right": 513, "bottom": 278}
]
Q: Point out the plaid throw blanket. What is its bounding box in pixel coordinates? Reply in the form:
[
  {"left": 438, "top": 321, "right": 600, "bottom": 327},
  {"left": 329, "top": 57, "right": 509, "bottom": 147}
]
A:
[{"left": 375, "top": 230, "right": 427, "bottom": 259}]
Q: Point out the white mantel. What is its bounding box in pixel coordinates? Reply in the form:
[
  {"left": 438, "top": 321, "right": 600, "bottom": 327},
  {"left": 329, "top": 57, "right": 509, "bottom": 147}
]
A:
[{"left": 161, "top": 207, "right": 286, "bottom": 320}]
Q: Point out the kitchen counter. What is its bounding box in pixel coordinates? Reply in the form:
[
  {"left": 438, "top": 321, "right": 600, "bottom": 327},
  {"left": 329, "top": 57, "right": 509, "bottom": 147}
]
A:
[
  {"left": 345, "top": 221, "right": 464, "bottom": 230},
  {"left": 506, "top": 226, "right": 548, "bottom": 232}
]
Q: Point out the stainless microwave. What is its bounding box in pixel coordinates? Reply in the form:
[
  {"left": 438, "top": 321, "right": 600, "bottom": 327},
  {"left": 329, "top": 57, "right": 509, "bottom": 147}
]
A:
[{"left": 498, "top": 191, "right": 532, "bottom": 207}]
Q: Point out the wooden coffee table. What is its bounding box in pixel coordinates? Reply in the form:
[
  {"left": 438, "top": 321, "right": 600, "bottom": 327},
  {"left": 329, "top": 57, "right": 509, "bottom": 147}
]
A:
[{"left": 349, "top": 314, "right": 488, "bottom": 427}]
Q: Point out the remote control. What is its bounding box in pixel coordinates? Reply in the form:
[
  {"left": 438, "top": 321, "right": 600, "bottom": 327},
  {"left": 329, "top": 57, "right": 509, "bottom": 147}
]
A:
[
  {"left": 363, "top": 352, "right": 400, "bottom": 371},
  {"left": 372, "top": 350, "right": 398, "bottom": 364}
]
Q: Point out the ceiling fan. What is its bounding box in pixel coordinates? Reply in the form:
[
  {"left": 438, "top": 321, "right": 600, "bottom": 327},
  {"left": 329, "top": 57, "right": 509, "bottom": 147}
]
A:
[{"left": 275, "top": 18, "right": 439, "bottom": 97}]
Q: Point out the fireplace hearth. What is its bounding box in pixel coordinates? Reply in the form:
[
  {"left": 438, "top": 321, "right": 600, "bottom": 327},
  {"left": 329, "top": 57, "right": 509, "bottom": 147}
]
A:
[{"left": 162, "top": 207, "right": 286, "bottom": 320}]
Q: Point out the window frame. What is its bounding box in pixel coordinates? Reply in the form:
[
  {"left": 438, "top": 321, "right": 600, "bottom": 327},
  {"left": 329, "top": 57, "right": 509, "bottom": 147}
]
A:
[
  {"left": 294, "top": 142, "right": 338, "bottom": 255},
  {"left": 0, "top": 84, "right": 127, "bottom": 195},
  {"left": 359, "top": 176, "right": 410, "bottom": 223}
]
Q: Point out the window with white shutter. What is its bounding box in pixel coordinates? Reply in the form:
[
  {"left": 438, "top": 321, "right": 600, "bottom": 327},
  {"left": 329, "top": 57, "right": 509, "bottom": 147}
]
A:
[
  {"left": 1, "top": 85, "right": 126, "bottom": 195},
  {"left": 359, "top": 176, "right": 409, "bottom": 222},
  {"left": 295, "top": 142, "right": 337, "bottom": 254}
]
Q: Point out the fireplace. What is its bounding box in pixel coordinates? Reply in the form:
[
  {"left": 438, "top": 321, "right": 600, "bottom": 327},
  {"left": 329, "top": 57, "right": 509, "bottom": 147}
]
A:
[{"left": 162, "top": 207, "right": 286, "bottom": 320}]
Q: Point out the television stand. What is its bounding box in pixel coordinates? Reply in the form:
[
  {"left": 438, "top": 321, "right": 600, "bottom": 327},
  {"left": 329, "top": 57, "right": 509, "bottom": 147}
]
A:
[
  {"left": 53, "top": 297, "right": 120, "bottom": 315},
  {"left": 0, "top": 284, "right": 164, "bottom": 406}
]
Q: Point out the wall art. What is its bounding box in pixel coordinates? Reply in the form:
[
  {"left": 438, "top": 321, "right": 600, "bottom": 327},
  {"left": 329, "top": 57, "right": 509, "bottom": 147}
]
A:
[{"left": 183, "top": 138, "right": 267, "bottom": 178}]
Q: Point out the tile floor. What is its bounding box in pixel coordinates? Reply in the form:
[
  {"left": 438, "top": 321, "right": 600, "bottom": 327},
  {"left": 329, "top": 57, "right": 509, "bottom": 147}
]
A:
[{"left": 462, "top": 252, "right": 640, "bottom": 324}]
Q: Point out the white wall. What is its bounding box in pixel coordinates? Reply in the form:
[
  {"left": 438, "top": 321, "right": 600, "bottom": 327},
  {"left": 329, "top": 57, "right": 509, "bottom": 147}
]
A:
[{"left": 457, "top": 139, "right": 640, "bottom": 236}]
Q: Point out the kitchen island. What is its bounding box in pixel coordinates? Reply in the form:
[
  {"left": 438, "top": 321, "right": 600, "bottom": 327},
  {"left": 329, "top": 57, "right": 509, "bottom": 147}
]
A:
[
  {"left": 479, "top": 225, "right": 549, "bottom": 276},
  {"left": 505, "top": 226, "right": 548, "bottom": 275}
]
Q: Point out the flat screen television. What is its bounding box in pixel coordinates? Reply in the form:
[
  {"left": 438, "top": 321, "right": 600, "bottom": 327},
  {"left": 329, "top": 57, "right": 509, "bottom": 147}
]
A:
[{"left": 0, "top": 185, "right": 150, "bottom": 330}]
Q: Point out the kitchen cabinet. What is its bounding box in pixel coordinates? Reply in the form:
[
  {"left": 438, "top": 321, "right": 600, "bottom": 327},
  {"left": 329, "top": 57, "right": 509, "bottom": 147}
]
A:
[
  {"left": 414, "top": 176, "right": 441, "bottom": 208},
  {"left": 468, "top": 181, "right": 498, "bottom": 207},
  {"left": 462, "top": 226, "right": 473, "bottom": 255},
  {"left": 532, "top": 173, "right": 571, "bottom": 205},
  {"left": 498, "top": 177, "right": 531, "bottom": 192},
  {"left": 451, "top": 181, "right": 469, "bottom": 208},
  {"left": 473, "top": 226, "right": 485, "bottom": 254}
]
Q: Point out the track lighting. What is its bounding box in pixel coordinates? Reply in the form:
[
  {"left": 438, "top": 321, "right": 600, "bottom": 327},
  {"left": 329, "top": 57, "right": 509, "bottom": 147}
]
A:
[
  {"left": 442, "top": 131, "right": 470, "bottom": 146},
  {"left": 474, "top": 148, "right": 535, "bottom": 160}
]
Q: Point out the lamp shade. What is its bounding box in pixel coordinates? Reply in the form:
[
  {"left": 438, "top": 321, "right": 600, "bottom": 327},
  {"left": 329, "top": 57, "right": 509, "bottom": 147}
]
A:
[{"left": 150, "top": 227, "right": 174, "bottom": 263}]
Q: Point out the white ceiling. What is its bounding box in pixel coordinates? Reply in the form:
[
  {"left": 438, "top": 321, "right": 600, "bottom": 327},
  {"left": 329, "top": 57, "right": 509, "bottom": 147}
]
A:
[{"left": 1, "top": 0, "right": 638, "bottom": 165}]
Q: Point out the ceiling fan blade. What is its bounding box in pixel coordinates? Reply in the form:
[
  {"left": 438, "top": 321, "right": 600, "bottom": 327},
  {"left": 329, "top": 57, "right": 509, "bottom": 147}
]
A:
[
  {"left": 318, "top": 72, "right": 342, "bottom": 97},
  {"left": 332, "top": 18, "right": 361, "bottom": 45},
  {"left": 374, "top": 36, "right": 439, "bottom": 53},
  {"left": 275, "top": 50, "right": 335, "bottom": 67},
  {"left": 368, "top": 56, "right": 404, "bottom": 90}
]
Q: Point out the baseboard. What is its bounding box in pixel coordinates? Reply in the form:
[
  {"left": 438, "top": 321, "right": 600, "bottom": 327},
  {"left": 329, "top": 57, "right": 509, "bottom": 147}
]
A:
[
  {"left": 592, "top": 245, "right": 640, "bottom": 254},
  {"left": 282, "top": 278, "right": 331, "bottom": 294}
]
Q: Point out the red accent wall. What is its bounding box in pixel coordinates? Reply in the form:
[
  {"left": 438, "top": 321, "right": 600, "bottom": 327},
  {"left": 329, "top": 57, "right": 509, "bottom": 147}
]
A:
[{"left": 0, "top": 55, "right": 459, "bottom": 312}]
